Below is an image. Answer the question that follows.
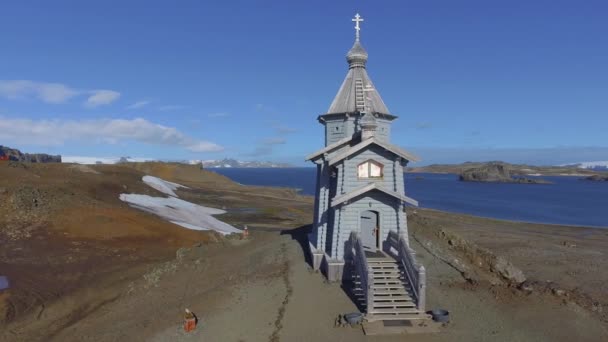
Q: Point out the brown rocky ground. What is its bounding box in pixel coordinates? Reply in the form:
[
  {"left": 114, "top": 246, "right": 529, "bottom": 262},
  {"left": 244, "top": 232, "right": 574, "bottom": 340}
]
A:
[{"left": 0, "top": 162, "right": 606, "bottom": 341}]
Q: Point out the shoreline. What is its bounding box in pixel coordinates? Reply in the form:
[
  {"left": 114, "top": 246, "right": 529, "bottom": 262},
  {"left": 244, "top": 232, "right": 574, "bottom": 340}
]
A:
[
  {"left": 413, "top": 207, "right": 608, "bottom": 230},
  {"left": 2, "top": 162, "right": 607, "bottom": 341}
]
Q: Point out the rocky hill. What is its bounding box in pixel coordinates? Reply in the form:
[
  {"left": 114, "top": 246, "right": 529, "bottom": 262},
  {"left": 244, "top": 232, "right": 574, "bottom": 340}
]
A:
[
  {"left": 459, "top": 162, "right": 552, "bottom": 184},
  {"left": 408, "top": 161, "right": 603, "bottom": 176},
  {"left": 0, "top": 145, "right": 61, "bottom": 163}
]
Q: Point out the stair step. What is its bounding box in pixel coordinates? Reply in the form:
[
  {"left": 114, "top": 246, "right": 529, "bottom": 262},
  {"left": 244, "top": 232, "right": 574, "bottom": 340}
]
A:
[
  {"left": 370, "top": 308, "right": 421, "bottom": 315},
  {"left": 366, "top": 313, "right": 429, "bottom": 321},
  {"left": 370, "top": 267, "right": 401, "bottom": 271},
  {"left": 372, "top": 276, "right": 407, "bottom": 280},
  {"left": 371, "top": 270, "right": 403, "bottom": 274},
  {"left": 372, "top": 290, "right": 410, "bottom": 296},
  {"left": 371, "top": 284, "right": 407, "bottom": 290},
  {"left": 373, "top": 296, "right": 413, "bottom": 302},
  {"left": 373, "top": 302, "right": 416, "bottom": 308},
  {"left": 367, "top": 259, "right": 395, "bottom": 264}
]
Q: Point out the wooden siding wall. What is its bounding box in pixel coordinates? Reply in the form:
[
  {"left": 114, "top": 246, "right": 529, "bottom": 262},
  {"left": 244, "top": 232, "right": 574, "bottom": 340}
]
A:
[
  {"left": 375, "top": 118, "right": 391, "bottom": 142},
  {"left": 331, "top": 192, "right": 406, "bottom": 259},
  {"left": 313, "top": 163, "right": 331, "bottom": 251},
  {"left": 310, "top": 163, "right": 322, "bottom": 249},
  {"left": 340, "top": 145, "right": 405, "bottom": 196}
]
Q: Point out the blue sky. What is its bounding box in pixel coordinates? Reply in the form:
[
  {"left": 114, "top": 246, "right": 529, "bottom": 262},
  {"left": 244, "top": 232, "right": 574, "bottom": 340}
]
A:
[{"left": 1, "top": 0, "right": 606, "bottom": 166}]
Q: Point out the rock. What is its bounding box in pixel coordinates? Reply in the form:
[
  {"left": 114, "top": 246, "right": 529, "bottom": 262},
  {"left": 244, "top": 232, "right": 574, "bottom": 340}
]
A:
[
  {"left": 492, "top": 256, "right": 527, "bottom": 285},
  {"left": 561, "top": 240, "right": 576, "bottom": 248},
  {"left": 552, "top": 288, "right": 567, "bottom": 296},
  {"left": 518, "top": 281, "right": 534, "bottom": 293},
  {"left": 459, "top": 162, "right": 551, "bottom": 184},
  {"left": 1, "top": 145, "right": 61, "bottom": 163},
  {"left": 583, "top": 175, "right": 608, "bottom": 182},
  {"left": 175, "top": 247, "right": 189, "bottom": 261}
]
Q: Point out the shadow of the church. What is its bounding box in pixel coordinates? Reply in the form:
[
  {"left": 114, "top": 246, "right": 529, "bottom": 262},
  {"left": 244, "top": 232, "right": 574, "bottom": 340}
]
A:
[{"left": 281, "top": 224, "right": 365, "bottom": 312}]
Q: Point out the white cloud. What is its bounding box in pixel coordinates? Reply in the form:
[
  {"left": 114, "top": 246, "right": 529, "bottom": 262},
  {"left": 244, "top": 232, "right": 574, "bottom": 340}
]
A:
[
  {"left": 126, "top": 100, "right": 150, "bottom": 109},
  {"left": 0, "top": 116, "right": 224, "bottom": 152},
  {"left": 0, "top": 80, "right": 78, "bottom": 103},
  {"left": 85, "top": 90, "right": 121, "bottom": 107},
  {"left": 0, "top": 80, "right": 120, "bottom": 107}
]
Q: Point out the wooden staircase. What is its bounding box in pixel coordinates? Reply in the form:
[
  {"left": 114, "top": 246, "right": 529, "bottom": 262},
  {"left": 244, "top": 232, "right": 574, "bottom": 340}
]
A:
[
  {"left": 348, "top": 231, "right": 428, "bottom": 324},
  {"left": 364, "top": 255, "right": 426, "bottom": 321}
]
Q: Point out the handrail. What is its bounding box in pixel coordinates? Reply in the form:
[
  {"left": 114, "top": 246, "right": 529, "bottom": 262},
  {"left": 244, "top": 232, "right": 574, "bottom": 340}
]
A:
[
  {"left": 387, "top": 231, "right": 426, "bottom": 312},
  {"left": 349, "top": 232, "right": 372, "bottom": 313}
]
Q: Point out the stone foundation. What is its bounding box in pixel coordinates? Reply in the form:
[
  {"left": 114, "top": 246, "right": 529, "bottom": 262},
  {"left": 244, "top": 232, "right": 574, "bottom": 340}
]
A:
[
  {"left": 309, "top": 242, "right": 325, "bottom": 270},
  {"left": 324, "top": 256, "right": 345, "bottom": 283}
]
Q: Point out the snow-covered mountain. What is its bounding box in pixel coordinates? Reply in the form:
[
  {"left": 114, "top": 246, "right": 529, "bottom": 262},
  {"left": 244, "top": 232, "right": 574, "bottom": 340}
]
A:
[
  {"left": 63, "top": 156, "right": 292, "bottom": 168},
  {"left": 190, "top": 158, "right": 292, "bottom": 168},
  {"left": 562, "top": 161, "right": 608, "bottom": 171},
  {"left": 62, "top": 156, "right": 156, "bottom": 164}
]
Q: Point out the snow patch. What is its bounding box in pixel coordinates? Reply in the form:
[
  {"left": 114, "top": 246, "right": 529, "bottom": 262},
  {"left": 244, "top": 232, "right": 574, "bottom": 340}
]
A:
[
  {"left": 119, "top": 177, "right": 241, "bottom": 235},
  {"left": 142, "top": 175, "right": 188, "bottom": 197}
]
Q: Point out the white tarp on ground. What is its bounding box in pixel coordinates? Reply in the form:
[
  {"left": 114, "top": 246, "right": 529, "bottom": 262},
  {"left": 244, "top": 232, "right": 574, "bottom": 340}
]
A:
[
  {"left": 142, "top": 175, "right": 189, "bottom": 197},
  {"left": 119, "top": 177, "right": 241, "bottom": 235}
]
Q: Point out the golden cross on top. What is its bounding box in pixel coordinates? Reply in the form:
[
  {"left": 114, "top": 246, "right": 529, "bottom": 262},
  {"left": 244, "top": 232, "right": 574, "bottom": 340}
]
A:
[{"left": 352, "top": 13, "right": 364, "bottom": 41}]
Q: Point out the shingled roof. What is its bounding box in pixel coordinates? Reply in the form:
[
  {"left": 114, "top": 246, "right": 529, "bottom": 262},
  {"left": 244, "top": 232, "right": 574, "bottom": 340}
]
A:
[{"left": 326, "top": 38, "right": 391, "bottom": 115}]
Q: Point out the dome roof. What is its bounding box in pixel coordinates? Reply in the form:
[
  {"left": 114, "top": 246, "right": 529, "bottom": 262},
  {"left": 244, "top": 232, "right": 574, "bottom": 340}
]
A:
[{"left": 346, "top": 40, "right": 368, "bottom": 68}]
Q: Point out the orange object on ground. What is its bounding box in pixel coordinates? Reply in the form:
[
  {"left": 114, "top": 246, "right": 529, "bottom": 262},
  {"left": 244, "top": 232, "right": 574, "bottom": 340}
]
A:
[
  {"left": 184, "top": 317, "right": 196, "bottom": 332},
  {"left": 184, "top": 308, "right": 197, "bottom": 332}
]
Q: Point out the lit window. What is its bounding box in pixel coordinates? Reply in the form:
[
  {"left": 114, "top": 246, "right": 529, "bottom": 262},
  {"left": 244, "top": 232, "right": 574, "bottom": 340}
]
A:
[{"left": 358, "top": 160, "right": 383, "bottom": 178}]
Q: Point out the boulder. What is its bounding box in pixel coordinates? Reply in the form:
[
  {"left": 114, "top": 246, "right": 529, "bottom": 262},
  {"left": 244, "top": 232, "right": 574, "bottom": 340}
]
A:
[
  {"left": 491, "top": 256, "right": 527, "bottom": 285},
  {"left": 583, "top": 175, "right": 608, "bottom": 182}
]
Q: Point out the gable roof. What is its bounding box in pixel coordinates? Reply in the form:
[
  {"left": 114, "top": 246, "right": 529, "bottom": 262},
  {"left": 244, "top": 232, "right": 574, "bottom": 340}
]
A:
[
  {"left": 331, "top": 182, "right": 419, "bottom": 207},
  {"left": 305, "top": 136, "right": 353, "bottom": 161},
  {"left": 328, "top": 138, "right": 420, "bottom": 166}
]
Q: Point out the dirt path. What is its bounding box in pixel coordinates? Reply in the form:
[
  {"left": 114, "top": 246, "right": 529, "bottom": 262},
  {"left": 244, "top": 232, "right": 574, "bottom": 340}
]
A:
[{"left": 3, "top": 226, "right": 607, "bottom": 341}]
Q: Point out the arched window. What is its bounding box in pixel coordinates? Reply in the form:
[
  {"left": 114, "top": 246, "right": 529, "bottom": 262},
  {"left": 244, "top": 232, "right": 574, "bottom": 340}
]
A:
[{"left": 357, "top": 160, "right": 383, "bottom": 179}]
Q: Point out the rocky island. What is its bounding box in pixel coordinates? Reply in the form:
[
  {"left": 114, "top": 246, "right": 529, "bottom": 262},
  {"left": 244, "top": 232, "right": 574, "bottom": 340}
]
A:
[
  {"left": 459, "top": 162, "right": 552, "bottom": 184},
  {"left": 583, "top": 174, "right": 608, "bottom": 182}
]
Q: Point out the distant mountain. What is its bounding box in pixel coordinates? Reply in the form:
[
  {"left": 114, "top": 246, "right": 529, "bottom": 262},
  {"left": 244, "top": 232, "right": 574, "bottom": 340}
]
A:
[
  {"left": 562, "top": 161, "right": 608, "bottom": 171},
  {"left": 0, "top": 145, "right": 61, "bottom": 163},
  {"left": 191, "top": 158, "right": 292, "bottom": 168},
  {"left": 62, "top": 156, "right": 155, "bottom": 164},
  {"left": 62, "top": 156, "right": 293, "bottom": 168}
]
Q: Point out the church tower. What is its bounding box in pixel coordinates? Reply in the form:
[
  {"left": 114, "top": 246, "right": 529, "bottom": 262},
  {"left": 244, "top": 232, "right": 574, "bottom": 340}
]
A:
[{"left": 307, "top": 14, "right": 420, "bottom": 282}]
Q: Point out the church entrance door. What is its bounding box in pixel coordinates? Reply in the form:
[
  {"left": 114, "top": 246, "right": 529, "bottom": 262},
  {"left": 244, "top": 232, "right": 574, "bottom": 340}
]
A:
[{"left": 360, "top": 210, "right": 379, "bottom": 250}]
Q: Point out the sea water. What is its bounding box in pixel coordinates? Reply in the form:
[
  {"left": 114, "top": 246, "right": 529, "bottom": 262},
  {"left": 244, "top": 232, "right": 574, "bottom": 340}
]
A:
[{"left": 212, "top": 168, "right": 608, "bottom": 228}]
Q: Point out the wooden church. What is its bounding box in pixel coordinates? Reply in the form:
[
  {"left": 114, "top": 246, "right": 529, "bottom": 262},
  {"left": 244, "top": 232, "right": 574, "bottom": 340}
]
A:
[{"left": 307, "top": 14, "right": 427, "bottom": 322}]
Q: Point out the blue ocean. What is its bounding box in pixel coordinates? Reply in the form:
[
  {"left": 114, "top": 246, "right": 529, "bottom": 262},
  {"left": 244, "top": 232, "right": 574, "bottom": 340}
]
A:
[{"left": 212, "top": 168, "right": 608, "bottom": 228}]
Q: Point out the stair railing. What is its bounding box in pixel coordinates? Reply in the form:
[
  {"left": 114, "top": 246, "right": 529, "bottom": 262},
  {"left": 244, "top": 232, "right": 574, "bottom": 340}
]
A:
[
  {"left": 387, "top": 230, "right": 426, "bottom": 312},
  {"left": 348, "top": 232, "right": 372, "bottom": 313}
]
